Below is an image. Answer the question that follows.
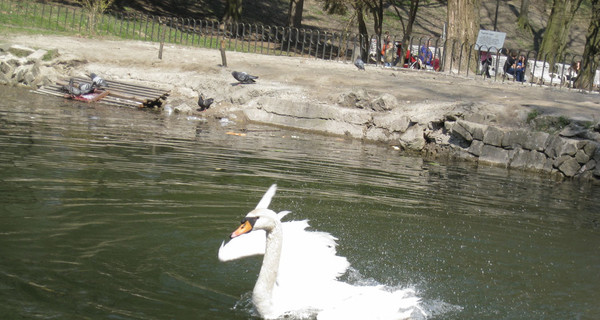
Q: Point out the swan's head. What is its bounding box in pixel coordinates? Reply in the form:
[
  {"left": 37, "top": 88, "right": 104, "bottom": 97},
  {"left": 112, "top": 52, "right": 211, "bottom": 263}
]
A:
[{"left": 231, "top": 209, "right": 280, "bottom": 238}]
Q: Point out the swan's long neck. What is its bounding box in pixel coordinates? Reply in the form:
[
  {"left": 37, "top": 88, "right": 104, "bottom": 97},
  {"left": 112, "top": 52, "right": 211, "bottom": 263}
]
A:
[{"left": 252, "top": 221, "right": 283, "bottom": 317}]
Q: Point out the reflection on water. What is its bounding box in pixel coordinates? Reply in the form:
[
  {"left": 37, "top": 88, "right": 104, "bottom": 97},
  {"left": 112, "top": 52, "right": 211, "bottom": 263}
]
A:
[{"left": 0, "top": 86, "right": 599, "bottom": 319}]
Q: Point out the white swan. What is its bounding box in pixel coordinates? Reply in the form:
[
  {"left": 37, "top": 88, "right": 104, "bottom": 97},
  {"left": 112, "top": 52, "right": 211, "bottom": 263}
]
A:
[{"left": 218, "top": 184, "right": 426, "bottom": 320}]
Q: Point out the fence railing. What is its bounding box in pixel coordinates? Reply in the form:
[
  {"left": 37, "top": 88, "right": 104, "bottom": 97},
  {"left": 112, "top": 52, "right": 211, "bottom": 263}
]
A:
[{"left": 1, "top": 0, "right": 598, "bottom": 92}]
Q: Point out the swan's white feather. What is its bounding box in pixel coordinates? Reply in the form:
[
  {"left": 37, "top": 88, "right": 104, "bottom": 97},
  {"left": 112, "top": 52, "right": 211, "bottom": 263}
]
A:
[{"left": 219, "top": 184, "right": 426, "bottom": 320}]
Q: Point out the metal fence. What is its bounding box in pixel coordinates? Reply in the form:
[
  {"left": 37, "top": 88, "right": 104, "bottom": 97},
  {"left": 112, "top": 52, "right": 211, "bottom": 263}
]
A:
[{"left": 1, "top": 0, "right": 598, "bottom": 92}]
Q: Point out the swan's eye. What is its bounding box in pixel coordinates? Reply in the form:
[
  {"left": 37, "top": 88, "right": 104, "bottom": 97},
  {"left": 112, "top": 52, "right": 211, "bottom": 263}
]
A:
[{"left": 241, "top": 217, "right": 258, "bottom": 227}]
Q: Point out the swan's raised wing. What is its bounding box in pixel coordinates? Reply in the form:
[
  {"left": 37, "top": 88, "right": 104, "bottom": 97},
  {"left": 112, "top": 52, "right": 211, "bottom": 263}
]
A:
[{"left": 255, "top": 184, "right": 277, "bottom": 210}]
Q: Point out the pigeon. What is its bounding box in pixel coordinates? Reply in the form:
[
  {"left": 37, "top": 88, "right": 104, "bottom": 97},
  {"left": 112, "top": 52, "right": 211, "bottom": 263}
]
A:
[
  {"left": 232, "top": 71, "right": 258, "bottom": 84},
  {"left": 197, "top": 93, "right": 214, "bottom": 111},
  {"left": 62, "top": 78, "right": 81, "bottom": 96},
  {"left": 90, "top": 73, "right": 109, "bottom": 88},
  {"left": 79, "top": 82, "right": 95, "bottom": 95},
  {"left": 354, "top": 58, "right": 365, "bottom": 70}
]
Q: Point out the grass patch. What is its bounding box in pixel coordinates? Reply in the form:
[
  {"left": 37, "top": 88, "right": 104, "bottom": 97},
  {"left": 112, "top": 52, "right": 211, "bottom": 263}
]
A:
[
  {"left": 42, "top": 49, "right": 59, "bottom": 61},
  {"left": 527, "top": 109, "right": 540, "bottom": 123}
]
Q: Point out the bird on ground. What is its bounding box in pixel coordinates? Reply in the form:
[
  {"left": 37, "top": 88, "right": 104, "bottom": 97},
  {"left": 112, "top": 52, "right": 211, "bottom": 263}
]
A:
[
  {"left": 78, "top": 81, "right": 95, "bottom": 95},
  {"left": 218, "top": 184, "right": 426, "bottom": 320},
  {"left": 197, "top": 93, "right": 214, "bottom": 111},
  {"left": 61, "top": 78, "right": 81, "bottom": 96},
  {"left": 232, "top": 71, "right": 258, "bottom": 84},
  {"left": 90, "top": 73, "right": 109, "bottom": 88},
  {"left": 355, "top": 58, "right": 365, "bottom": 70}
]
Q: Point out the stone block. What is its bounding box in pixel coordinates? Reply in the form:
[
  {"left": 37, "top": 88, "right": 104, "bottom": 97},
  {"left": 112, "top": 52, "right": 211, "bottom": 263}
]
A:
[
  {"left": 523, "top": 131, "right": 550, "bottom": 151},
  {"left": 511, "top": 148, "right": 548, "bottom": 171},
  {"left": 558, "top": 157, "right": 581, "bottom": 177},
  {"left": 27, "top": 49, "right": 48, "bottom": 62},
  {"left": 399, "top": 124, "right": 426, "bottom": 151},
  {"left": 479, "top": 145, "right": 510, "bottom": 166},
  {"left": 468, "top": 140, "right": 484, "bottom": 156},
  {"left": 373, "top": 113, "right": 410, "bottom": 133},
  {"left": 501, "top": 129, "right": 528, "bottom": 149},
  {"left": 553, "top": 154, "right": 571, "bottom": 168},
  {"left": 457, "top": 120, "right": 488, "bottom": 140},
  {"left": 0, "top": 60, "right": 13, "bottom": 75},
  {"left": 482, "top": 126, "right": 504, "bottom": 147},
  {"left": 452, "top": 121, "right": 472, "bottom": 142},
  {"left": 575, "top": 149, "right": 590, "bottom": 164},
  {"left": 559, "top": 138, "right": 579, "bottom": 157},
  {"left": 544, "top": 135, "right": 563, "bottom": 158},
  {"left": 583, "top": 141, "right": 598, "bottom": 157}
]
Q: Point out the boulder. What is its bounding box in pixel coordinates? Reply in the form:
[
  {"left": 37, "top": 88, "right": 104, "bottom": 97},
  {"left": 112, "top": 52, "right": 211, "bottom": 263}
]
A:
[
  {"left": 501, "top": 129, "right": 529, "bottom": 149},
  {"left": 451, "top": 121, "right": 473, "bottom": 142},
  {"left": 372, "top": 113, "right": 410, "bottom": 133},
  {"left": 522, "top": 131, "right": 550, "bottom": 151},
  {"left": 479, "top": 145, "right": 510, "bottom": 166},
  {"left": 398, "top": 124, "right": 426, "bottom": 151},
  {"left": 482, "top": 126, "right": 504, "bottom": 147},
  {"left": 468, "top": 140, "right": 484, "bottom": 156},
  {"left": 370, "top": 93, "right": 397, "bottom": 112},
  {"left": 510, "top": 148, "right": 548, "bottom": 171},
  {"left": 27, "top": 49, "right": 48, "bottom": 62},
  {"left": 558, "top": 157, "right": 581, "bottom": 177},
  {"left": 575, "top": 149, "right": 590, "bottom": 164}
]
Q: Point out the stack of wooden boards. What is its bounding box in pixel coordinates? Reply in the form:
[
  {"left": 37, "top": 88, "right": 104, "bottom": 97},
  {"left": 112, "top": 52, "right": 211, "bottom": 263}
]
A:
[{"left": 36, "top": 77, "right": 170, "bottom": 108}]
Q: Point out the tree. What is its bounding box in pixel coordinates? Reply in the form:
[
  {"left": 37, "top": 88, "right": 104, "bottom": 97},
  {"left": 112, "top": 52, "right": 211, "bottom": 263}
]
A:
[
  {"left": 223, "top": 0, "right": 243, "bottom": 23},
  {"left": 288, "top": 0, "right": 304, "bottom": 28},
  {"left": 445, "top": 0, "right": 481, "bottom": 72},
  {"left": 574, "top": 0, "right": 600, "bottom": 90},
  {"left": 77, "top": 0, "right": 115, "bottom": 34},
  {"left": 391, "top": 0, "right": 420, "bottom": 63},
  {"left": 517, "top": 0, "right": 532, "bottom": 33},
  {"left": 538, "top": 0, "right": 583, "bottom": 62}
]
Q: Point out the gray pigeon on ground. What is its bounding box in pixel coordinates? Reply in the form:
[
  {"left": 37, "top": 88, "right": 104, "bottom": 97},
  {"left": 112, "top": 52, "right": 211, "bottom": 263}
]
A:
[
  {"left": 90, "top": 73, "right": 109, "bottom": 88},
  {"left": 197, "top": 93, "right": 214, "bottom": 111},
  {"left": 232, "top": 71, "right": 258, "bottom": 84},
  {"left": 62, "top": 78, "right": 81, "bottom": 96},
  {"left": 355, "top": 58, "right": 365, "bottom": 70},
  {"left": 79, "top": 82, "right": 94, "bottom": 95}
]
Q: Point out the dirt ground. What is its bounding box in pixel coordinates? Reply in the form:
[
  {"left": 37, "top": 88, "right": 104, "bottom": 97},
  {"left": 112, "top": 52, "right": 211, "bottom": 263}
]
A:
[{"left": 3, "top": 34, "right": 600, "bottom": 126}]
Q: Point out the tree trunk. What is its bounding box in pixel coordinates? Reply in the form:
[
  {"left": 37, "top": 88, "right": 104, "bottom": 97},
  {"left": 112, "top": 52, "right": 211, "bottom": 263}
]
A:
[
  {"left": 575, "top": 0, "right": 600, "bottom": 90},
  {"left": 356, "top": 1, "right": 369, "bottom": 60},
  {"left": 538, "top": 0, "right": 583, "bottom": 63},
  {"left": 445, "top": 0, "right": 481, "bottom": 73},
  {"left": 288, "top": 0, "right": 304, "bottom": 28},
  {"left": 517, "top": 0, "right": 532, "bottom": 32},
  {"left": 223, "top": 0, "right": 243, "bottom": 23}
]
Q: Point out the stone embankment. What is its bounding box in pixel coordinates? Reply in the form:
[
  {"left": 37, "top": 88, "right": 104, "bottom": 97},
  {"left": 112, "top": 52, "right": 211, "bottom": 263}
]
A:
[
  {"left": 241, "top": 90, "right": 600, "bottom": 183},
  {"left": 0, "top": 44, "right": 61, "bottom": 87}
]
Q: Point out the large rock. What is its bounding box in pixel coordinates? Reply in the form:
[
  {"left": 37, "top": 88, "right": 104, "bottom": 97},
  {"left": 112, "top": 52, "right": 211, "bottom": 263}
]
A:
[
  {"left": 372, "top": 113, "right": 410, "bottom": 133},
  {"left": 483, "top": 126, "right": 505, "bottom": 147},
  {"left": 457, "top": 120, "right": 487, "bottom": 141},
  {"left": 510, "top": 148, "right": 548, "bottom": 171},
  {"left": 451, "top": 121, "right": 473, "bottom": 142},
  {"left": 370, "top": 93, "right": 397, "bottom": 112},
  {"left": 558, "top": 157, "right": 581, "bottom": 177},
  {"left": 502, "top": 129, "right": 529, "bottom": 149},
  {"left": 398, "top": 124, "right": 426, "bottom": 151},
  {"left": 522, "top": 131, "right": 550, "bottom": 151},
  {"left": 27, "top": 49, "right": 48, "bottom": 62},
  {"left": 468, "top": 140, "right": 484, "bottom": 156},
  {"left": 479, "top": 145, "right": 510, "bottom": 166}
]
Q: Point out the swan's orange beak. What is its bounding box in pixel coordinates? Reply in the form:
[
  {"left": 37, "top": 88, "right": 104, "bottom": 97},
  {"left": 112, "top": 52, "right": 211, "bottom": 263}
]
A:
[{"left": 231, "top": 220, "right": 254, "bottom": 238}]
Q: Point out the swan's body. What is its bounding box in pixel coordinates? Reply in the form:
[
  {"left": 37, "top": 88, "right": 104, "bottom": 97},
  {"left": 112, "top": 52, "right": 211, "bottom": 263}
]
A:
[{"left": 219, "top": 184, "right": 425, "bottom": 319}]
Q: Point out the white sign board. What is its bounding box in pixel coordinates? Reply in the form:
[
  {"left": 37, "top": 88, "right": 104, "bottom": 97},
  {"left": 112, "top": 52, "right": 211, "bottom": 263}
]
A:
[{"left": 475, "top": 30, "right": 506, "bottom": 53}]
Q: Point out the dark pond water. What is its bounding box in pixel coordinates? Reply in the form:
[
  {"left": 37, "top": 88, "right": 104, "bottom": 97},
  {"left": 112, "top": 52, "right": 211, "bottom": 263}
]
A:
[{"left": 1, "top": 86, "right": 599, "bottom": 319}]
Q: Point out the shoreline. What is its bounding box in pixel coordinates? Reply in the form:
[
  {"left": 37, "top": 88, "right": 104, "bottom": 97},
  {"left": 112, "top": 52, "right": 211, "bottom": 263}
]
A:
[{"left": 1, "top": 34, "right": 599, "bottom": 182}]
